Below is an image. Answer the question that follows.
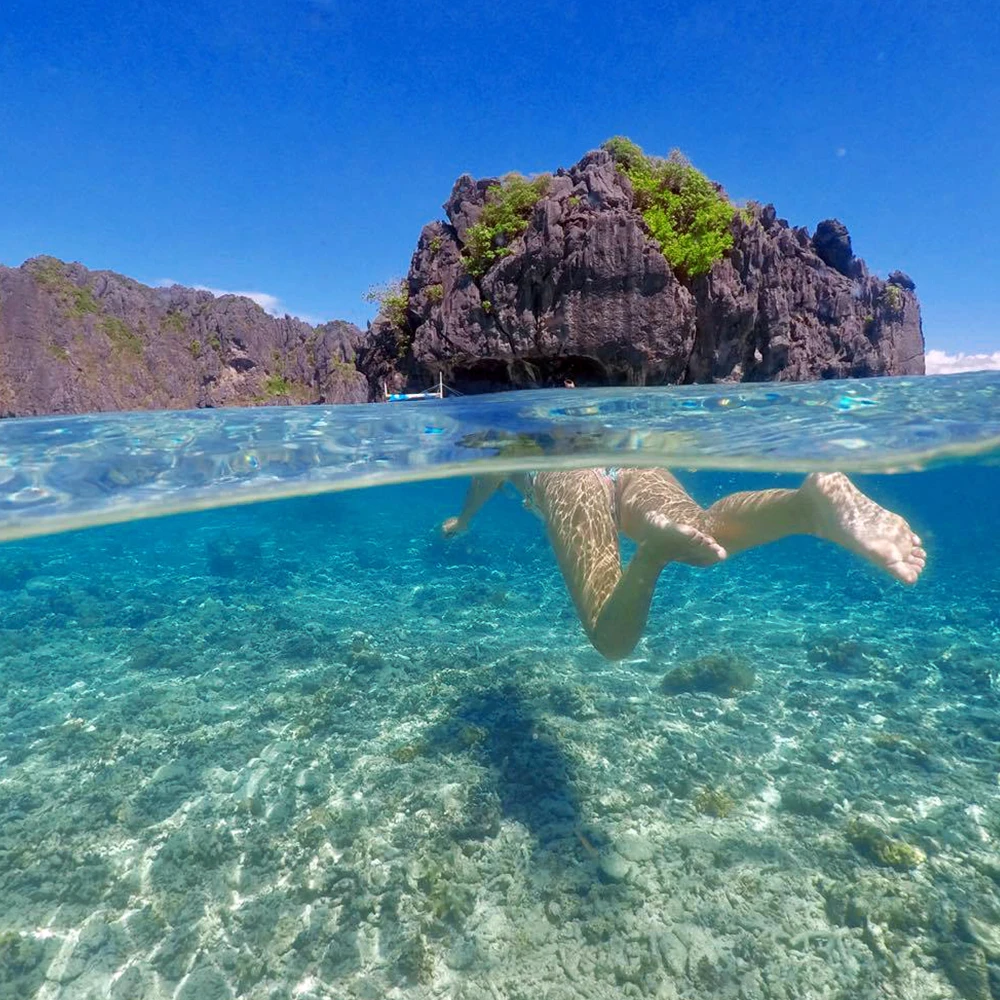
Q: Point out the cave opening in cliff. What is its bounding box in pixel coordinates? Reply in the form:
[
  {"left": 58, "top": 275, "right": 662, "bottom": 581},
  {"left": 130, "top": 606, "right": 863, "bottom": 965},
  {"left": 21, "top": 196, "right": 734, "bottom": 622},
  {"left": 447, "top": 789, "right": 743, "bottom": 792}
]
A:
[{"left": 449, "top": 355, "right": 610, "bottom": 394}]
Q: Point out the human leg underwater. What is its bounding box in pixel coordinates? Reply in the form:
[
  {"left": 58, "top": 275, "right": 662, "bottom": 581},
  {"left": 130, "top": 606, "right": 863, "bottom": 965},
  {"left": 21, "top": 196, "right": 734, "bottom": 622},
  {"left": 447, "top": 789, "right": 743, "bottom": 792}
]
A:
[
  {"left": 442, "top": 470, "right": 682, "bottom": 660},
  {"left": 444, "top": 468, "right": 925, "bottom": 661}
]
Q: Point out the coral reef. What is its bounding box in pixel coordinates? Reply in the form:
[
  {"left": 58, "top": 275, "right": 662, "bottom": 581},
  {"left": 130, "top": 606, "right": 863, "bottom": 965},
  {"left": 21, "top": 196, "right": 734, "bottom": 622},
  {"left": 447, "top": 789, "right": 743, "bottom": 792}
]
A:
[{"left": 846, "top": 817, "right": 927, "bottom": 870}]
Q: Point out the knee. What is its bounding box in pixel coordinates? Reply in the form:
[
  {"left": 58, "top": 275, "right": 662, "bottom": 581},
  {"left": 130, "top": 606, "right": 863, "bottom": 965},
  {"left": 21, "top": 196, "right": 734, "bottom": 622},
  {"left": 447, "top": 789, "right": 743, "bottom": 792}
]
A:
[{"left": 590, "top": 632, "right": 636, "bottom": 662}]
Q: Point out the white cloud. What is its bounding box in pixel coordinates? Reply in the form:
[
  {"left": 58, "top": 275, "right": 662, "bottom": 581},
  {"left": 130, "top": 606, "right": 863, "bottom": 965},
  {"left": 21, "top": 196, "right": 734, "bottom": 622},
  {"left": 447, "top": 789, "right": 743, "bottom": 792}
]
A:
[
  {"left": 155, "top": 279, "right": 320, "bottom": 322},
  {"left": 157, "top": 279, "right": 283, "bottom": 315},
  {"left": 208, "top": 288, "right": 282, "bottom": 314},
  {"left": 925, "top": 348, "right": 1000, "bottom": 375}
]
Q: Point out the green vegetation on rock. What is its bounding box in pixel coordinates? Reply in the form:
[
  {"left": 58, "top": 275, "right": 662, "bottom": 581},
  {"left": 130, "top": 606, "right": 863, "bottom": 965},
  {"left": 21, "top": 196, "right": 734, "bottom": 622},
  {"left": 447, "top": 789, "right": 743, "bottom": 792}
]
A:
[
  {"left": 100, "top": 316, "right": 142, "bottom": 358},
  {"left": 366, "top": 279, "right": 412, "bottom": 357},
  {"left": 462, "top": 173, "right": 550, "bottom": 277},
  {"left": 426, "top": 283, "right": 444, "bottom": 304},
  {"left": 880, "top": 283, "right": 904, "bottom": 312},
  {"left": 28, "top": 256, "right": 101, "bottom": 317},
  {"left": 327, "top": 357, "right": 357, "bottom": 378},
  {"left": 68, "top": 285, "right": 100, "bottom": 317},
  {"left": 162, "top": 310, "right": 187, "bottom": 334},
  {"left": 263, "top": 374, "right": 293, "bottom": 396},
  {"left": 602, "top": 136, "right": 735, "bottom": 279},
  {"left": 28, "top": 255, "right": 70, "bottom": 288},
  {"left": 365, "top": 279, "right": 409, "bottom": 330}
]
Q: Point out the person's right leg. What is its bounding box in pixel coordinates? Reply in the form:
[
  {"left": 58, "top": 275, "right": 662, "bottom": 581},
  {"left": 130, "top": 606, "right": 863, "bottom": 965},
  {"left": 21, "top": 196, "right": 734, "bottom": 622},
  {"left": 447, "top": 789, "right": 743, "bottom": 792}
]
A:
[
  {"left": 701, "top": 472, "right": 926, "bottom": 584},
  {"left": 616, "top": 468, "right": 727, "bottom": 565},
  {"left": 615, "top": 467, "right": 925, "bottom": 584}
]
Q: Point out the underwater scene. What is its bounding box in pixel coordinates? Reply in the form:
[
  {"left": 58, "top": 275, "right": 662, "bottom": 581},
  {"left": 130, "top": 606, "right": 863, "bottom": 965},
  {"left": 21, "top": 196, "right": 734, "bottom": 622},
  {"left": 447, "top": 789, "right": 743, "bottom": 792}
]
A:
[{"left": 2, "top": 375, "right": 1000, "bottom": 1000}]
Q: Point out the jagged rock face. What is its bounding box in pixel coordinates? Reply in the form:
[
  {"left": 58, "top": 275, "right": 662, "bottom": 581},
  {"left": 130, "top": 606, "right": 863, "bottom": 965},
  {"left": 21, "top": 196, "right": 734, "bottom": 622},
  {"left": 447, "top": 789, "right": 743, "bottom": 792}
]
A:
[
  {"left": 811, "top": 219, "right": 854, "bottom": 276},
  {"left": 361, "top": 149, "right": 924, "bottom": 395},
  {"left": 688, "top": 206, "right": 925, "bottom": 382},
  {"left": 0, "top": 258, "right": 368, "bottom": 416}
]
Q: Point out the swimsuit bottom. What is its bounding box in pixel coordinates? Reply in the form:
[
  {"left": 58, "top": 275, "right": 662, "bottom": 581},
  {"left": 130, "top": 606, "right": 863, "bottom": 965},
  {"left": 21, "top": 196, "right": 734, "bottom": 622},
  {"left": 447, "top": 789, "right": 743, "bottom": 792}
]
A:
[{"left": 522, "top": 468, "right": 622, "bottom": 525}]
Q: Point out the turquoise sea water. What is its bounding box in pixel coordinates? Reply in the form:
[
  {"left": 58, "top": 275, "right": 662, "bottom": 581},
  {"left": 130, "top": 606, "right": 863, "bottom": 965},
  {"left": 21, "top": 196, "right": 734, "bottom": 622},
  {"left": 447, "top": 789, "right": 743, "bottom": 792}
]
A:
[{"left": 1, "top": 374, "right": 999, "bottom": 1000}]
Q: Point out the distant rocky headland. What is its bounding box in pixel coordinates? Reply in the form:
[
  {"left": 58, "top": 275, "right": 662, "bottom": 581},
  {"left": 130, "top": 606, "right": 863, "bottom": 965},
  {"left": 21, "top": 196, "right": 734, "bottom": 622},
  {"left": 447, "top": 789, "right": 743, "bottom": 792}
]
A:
[
  {"left": 0, "top": 257, "right": 368, "bottom": 417},
  {"left": 0, "top": 139, "right": 924, "bottom": 416}
]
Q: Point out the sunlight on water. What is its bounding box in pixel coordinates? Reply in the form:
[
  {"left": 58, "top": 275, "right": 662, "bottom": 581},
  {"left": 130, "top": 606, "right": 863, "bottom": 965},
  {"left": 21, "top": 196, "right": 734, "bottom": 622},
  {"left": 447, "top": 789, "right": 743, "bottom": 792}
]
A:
[{"left": 1, "top": 375, "right": 999, "bottom": 1000}]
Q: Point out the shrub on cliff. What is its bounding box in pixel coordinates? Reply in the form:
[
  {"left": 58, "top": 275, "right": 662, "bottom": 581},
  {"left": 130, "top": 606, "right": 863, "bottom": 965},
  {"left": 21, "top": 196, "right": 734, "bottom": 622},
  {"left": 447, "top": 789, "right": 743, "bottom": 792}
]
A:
[
  {"left": 27, "top": 256, "right": 101, "bottom": 318},
  {"left": 462, "top": 173, "right": 550, "bottom": 277},
  {"left": 603, "top": 136, "right": 735, "bottom": 279},
  {"left": 365, "top": 279, "right": 409, "bottom": 329},
  {"left": 365, "top": 279, "right": 411, "bottom": 356}
]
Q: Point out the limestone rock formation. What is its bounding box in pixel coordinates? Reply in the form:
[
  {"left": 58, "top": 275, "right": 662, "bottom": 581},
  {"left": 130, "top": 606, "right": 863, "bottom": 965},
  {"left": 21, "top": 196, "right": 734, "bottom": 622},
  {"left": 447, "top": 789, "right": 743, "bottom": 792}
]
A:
[
  {"left": 359, "top": 148, "right": 924, "bottom": 396},
  {"left": 0, "top": 257, "right": 368, "bottom": 416}
]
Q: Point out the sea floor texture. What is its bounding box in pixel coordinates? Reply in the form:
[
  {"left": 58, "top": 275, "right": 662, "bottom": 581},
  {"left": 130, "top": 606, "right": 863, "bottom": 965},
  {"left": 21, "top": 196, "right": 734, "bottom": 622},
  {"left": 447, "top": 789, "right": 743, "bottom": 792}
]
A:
[{"left": 0, "top": 469, "right": 998, "bottom": 1000}]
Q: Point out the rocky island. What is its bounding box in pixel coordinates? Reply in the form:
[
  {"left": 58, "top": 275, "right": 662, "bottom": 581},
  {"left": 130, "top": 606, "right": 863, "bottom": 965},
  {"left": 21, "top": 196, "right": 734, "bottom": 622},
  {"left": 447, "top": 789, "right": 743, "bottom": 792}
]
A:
[
  {"left": 364, "top": 139, "right": 924, "bottom": 396},
  {"left": 0, "top": 139, "right": 924, "bottom": 416}
]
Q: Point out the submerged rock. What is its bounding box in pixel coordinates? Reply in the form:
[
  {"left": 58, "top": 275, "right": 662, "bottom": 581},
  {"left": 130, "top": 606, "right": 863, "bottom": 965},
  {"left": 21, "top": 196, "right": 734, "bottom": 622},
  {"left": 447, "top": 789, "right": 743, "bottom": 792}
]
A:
[
  {"left": 0, "top": 932, "right": 48, "bottom": 995},
  {"left": 806, "top": 637, "right": 883, "bottom": 676},
  {"left": 780, "top": 786, "right": 836, "bottom": 819},
  {"left": 661, "top": 653, "right": 755, "bottom": 697},
  {"left": 614, "top": 831, "right": 656, "bottom": 862},
  {"left": 961, "top": 913, "right": 1000, "bottom": 961},
  {"left": 597, "top": 850, "right": 631, "bottom": 883}
]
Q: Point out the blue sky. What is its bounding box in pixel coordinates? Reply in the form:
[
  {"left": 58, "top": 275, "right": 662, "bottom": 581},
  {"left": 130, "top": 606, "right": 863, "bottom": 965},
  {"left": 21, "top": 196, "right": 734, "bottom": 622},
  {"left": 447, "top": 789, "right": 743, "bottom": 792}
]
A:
[{"left": 1, "top": 0, "right": 997, "bottom": 362}]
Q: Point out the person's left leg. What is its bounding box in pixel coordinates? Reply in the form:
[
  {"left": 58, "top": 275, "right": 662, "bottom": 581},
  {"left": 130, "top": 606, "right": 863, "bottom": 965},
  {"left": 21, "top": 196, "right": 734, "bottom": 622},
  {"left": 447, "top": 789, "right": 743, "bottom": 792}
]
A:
[
  {"left": 533, "top": 469, "right": 689, "bottom": 660},
  {"left": 441, "top": 474, "right": 505, "bottom": 535}
]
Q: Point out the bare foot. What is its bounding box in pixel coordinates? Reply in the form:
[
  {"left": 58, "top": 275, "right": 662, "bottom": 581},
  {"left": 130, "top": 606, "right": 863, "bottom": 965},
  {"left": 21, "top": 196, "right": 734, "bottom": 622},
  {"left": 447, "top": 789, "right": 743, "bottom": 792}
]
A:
[
  {"left": 441, "top": 516, "right": 465, "bottom": 536},
  {"left": 641, "top": 512, "right": 728, "bottom": 567},
  {"left": 802, "top": 472, "right": 926, "bottom": 584}
]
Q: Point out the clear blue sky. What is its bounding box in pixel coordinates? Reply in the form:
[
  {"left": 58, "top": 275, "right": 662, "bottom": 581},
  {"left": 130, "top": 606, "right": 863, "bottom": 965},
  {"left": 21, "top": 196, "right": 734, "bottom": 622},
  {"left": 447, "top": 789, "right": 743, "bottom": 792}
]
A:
[{"left": 1, "top": 0, "right": 997, "bottom": 355}]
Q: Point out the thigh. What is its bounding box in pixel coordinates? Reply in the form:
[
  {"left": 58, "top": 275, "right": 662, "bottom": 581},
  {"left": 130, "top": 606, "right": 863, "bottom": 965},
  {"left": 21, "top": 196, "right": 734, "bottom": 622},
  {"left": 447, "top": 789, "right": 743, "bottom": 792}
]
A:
[{"left": 534, "top": 469, "right": 621, "bottom": 632}]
